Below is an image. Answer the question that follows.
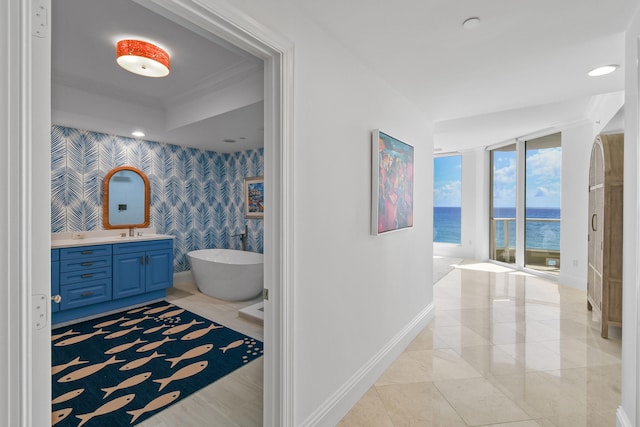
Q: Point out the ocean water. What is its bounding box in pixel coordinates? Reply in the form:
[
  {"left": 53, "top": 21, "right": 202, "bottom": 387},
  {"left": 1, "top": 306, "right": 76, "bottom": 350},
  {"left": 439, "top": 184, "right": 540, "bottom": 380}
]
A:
[
  {"left": 434, "top": 206, "right": 560, "bottom": 250},
  {"left": 433, "top": 207, "right": 461, "bottom": 244}
]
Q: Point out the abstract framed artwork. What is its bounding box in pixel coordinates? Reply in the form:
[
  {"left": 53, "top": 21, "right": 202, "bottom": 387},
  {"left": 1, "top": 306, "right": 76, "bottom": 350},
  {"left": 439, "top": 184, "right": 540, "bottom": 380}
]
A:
[
  {"left": 244, "top": 176, "right": 264, "bottom": 219},
  {"left": 371, "top": 130, "right": 414, "bottom": 235}
]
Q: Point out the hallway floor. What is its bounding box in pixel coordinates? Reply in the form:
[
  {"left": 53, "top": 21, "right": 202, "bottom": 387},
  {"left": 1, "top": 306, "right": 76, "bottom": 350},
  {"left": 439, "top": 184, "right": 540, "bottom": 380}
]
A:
[{"left": 338, "top": 261, "right": 622, "bottom": 427}]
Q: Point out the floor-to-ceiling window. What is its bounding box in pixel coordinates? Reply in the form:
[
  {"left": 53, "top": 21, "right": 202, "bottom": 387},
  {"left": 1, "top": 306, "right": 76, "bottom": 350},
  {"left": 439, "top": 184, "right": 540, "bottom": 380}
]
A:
[
  {"left": 525, "top": 134, "right": 561, "bottom": 272},
  {"left": 433, "top": 155, "right": 462, "bottom": 244},
  {"left": 490, "top": 144, "right": 517, "bottom": 264},
  {"left": 489, "top": 134, "right": 561, "bottom": 273}
]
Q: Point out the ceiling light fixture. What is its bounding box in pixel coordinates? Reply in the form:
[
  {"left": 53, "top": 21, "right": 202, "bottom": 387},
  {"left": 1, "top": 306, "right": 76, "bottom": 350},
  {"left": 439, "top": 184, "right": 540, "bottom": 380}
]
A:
[
  {"left": 587, "top": 65, "right": 619, "bottom": 77},
  {"left": 116, "top": 39, "right": 170, "bottom": 77},
  {"left": 132, "top": 131, "right": 145, "bottom": 138},
  {"left": 462, "top": 17, "right": 481, "bottom": 29}
]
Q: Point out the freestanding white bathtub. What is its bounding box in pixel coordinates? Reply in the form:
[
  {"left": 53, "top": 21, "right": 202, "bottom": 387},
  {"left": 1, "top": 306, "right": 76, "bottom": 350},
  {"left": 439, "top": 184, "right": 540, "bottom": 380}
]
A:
[{"left": 187, "top": 249, "right": 264, "bottom": 301}]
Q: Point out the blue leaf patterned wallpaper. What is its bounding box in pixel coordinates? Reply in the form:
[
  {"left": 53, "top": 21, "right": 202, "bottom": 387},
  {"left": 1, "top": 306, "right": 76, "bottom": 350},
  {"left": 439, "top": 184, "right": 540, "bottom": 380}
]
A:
[{"left": 51, "top": 125, "right": 264, "bottom": 272}]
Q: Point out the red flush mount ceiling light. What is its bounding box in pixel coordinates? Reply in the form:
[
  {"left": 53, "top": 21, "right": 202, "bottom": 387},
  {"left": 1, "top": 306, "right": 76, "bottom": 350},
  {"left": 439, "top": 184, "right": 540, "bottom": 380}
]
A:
[{"left": 116, "top": 39, "right": 170, "bottom": 77}]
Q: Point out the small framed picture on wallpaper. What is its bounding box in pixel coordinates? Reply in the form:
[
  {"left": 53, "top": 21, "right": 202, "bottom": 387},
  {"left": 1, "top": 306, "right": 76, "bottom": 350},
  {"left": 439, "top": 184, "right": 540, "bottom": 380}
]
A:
[
  {"left": 371, "top": 130, "right": 414, "bottom": 235},
  {"left": 244, "top": 176, "right": 264, "bottom": 219}
]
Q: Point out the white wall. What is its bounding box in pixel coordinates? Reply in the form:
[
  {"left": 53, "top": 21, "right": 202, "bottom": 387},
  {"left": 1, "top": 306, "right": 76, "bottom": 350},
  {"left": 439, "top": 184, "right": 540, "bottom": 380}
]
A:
[
  {"left": 203, "top": 1, "right": 434, "bottom": 425},
  {"left": 293, "top": 27, "right": 433, "bottom": 427},
  {"left": 619, "top": 5, "right": 640, "bottom": 426},
  {"left": 558, "top": 123, "right": 592, "bottom": 289},
  {"left": 559, "top": 94, "right": 624, "bottom": 290}
]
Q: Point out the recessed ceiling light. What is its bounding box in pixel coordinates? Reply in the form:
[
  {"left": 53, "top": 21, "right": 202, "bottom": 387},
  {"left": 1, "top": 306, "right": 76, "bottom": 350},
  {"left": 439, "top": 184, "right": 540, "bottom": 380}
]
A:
[
  {"left": 588, "top": 65, "right": 619, "bottom": 77},
  {"left": 132, "top": 131, "right": 145, "bottom": 138},
  {"left": 462, "top": 17, "right": 481, "bottom": 29}
]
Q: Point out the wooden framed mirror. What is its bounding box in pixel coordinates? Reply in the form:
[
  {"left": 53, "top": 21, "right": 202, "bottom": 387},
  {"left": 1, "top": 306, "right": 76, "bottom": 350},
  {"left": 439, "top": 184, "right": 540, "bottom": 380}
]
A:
[{"left": 102, "top": 166, "right": 150, "bottom": 229}]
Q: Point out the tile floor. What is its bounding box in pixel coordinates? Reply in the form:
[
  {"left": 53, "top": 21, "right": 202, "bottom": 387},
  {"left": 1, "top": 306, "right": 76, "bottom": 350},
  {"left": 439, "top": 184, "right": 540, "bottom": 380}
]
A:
[
  {"left": 138, "top": 280, "right": 264, "bottom": 427},
  {"left": 136, "top": 261, "right": 621, "bottom": 426},
  {"left": 338, "top": 261, "right": 622, "bottom": 427}
]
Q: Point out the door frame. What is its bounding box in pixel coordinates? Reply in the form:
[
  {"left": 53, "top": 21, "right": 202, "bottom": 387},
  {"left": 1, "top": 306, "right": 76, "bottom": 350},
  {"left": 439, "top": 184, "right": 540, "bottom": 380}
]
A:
[
  {"left": 2, "top": 0, "right": 53, "bottom": 425},
  {"left": 3, "top": 0, "right": 295, "bottom": 425}
]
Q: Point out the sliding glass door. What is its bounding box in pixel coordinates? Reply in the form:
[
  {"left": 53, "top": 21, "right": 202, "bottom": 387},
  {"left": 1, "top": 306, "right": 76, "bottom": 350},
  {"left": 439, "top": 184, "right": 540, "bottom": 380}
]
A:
[
  {"left": 490, "top": 133, "right": 561, "bottom": 273},
  {"left": 525, "top": 135, "right": 561, "bottom": 272}
]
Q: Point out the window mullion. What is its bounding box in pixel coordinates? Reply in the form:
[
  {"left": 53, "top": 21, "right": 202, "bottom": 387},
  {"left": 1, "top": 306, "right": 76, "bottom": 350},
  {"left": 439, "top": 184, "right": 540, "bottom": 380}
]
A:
[{"left": 516, "top": 141, "right": 526, "bottom": 267}]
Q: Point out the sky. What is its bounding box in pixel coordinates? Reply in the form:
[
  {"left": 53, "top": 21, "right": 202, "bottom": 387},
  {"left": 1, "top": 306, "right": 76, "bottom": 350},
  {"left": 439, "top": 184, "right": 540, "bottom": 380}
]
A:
[
  {"left": 492, "top": 152, "right": 516, "bottom": 208},
  {"left": 434, "top": 147, "right": 561, "bottom": 209},
  {"left": 433, "top": 155, "right": 461, "bottom": 207},
  {"left": 493, "top": 147, "right": 561, "bottom": 208}
]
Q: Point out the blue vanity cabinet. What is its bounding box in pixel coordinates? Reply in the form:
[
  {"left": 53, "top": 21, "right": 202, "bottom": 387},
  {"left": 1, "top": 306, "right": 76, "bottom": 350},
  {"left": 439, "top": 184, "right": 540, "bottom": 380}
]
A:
[
  {"left": 146, "top": 249, "right": 174, "bottom": 291},
  {"left": 113, "top": 239, "right": 174, "bottom": 299},
  {"left": 51, "top": 237, "right": 173, "bottom": 326},
  {"left": 58, "top": 244, "right": 113, "bottom": 311},
  {"left": 51, "top": 249, "right": 60, "bottom": 313},
  {"left": 112, "top": 252, "right": 146, "bottom": 299}
]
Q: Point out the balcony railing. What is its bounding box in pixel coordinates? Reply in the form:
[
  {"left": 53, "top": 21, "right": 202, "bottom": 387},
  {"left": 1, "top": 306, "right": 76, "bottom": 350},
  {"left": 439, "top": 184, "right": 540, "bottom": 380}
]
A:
[{"left": 490, "top": 217, "right": 560, "bottom": 272}]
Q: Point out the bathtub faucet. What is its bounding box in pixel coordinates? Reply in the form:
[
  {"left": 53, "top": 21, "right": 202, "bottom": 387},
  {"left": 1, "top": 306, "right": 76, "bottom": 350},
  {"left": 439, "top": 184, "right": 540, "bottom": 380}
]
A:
[{"left": 232, "top": 225, "right": 248, "bottom": 251}]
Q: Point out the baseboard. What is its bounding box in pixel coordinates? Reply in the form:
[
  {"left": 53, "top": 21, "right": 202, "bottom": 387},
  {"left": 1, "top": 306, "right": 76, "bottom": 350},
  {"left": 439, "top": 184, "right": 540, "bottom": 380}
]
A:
[
  {"left": 173, "top": 270, "right": 193, "bottom": 285},
  {"left": 299, "top": 302, "right": 435, "bottom": 427},
  {"left": 557, "top": 272, "right": 586, "bottom": 290},
  {"left": 616, "top": 406, "right": 633, "bottom": 427}
]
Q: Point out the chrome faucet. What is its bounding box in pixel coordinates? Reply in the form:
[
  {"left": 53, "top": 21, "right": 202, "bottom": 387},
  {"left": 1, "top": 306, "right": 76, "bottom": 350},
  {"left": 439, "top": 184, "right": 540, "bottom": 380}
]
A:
[
  {"left": 129, "top": 227, "right": 136, "bottom": 237},
  {"left": 232, "top": 225, "right": 248, "bottom": 251}
]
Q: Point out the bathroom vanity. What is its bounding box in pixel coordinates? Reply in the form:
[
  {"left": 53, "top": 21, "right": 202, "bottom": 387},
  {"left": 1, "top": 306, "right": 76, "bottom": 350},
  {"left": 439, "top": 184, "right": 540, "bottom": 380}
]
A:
[{"left": 51, "top": 233, "right": 174, "bottom": 325}]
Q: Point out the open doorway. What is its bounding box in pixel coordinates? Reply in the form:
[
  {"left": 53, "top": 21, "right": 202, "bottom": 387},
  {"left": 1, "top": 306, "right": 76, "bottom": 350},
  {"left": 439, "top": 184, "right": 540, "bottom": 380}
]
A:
[{"left": 34, "top": 0, "right": 293, "bottom": 425}]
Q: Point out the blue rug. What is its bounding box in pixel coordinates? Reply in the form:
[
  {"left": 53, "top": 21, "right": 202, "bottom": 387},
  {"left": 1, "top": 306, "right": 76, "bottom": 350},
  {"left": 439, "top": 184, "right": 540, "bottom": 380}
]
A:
[{"left": 51, "top": 301, "right": 263, "bottom": 426}]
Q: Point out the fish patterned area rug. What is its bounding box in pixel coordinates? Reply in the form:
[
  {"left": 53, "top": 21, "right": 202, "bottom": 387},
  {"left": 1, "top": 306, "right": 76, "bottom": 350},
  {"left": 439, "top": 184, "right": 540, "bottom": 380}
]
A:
[{"left": 51, "top": 301, "right": 263, "bottom": 426}]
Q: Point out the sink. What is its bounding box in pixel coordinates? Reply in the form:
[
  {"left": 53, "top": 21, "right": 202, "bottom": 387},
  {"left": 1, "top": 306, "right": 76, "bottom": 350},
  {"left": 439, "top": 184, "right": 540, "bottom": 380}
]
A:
[{"left": 116, "top": 233, "right": 161, "bottom": 240}]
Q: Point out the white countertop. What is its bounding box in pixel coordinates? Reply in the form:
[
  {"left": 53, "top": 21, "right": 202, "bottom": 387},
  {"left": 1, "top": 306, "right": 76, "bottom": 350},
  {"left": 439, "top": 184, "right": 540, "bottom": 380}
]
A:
[{"left": 51, "top": 228, "right": 174, "bottom": 249}]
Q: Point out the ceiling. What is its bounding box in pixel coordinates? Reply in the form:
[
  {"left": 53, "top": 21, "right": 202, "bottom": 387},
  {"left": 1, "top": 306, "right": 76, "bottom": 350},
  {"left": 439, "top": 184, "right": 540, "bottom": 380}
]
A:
[
  {"left": 52, "top": 0, "right": 637, "bottom": 153},
  {"left": 51, "top": 0, "right": 264, "bottom": 153},
  {"left": 297, "top": 0, "right": 635, "bottom": 151}
]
